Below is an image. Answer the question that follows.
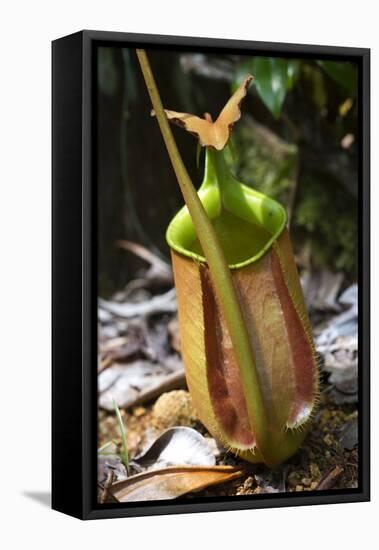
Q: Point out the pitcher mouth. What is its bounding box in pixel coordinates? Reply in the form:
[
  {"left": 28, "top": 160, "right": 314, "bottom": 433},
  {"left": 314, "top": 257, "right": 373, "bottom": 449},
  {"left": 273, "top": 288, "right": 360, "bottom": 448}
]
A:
[{"left": 166, "top": 156, "right": 287, "bottom": 270}]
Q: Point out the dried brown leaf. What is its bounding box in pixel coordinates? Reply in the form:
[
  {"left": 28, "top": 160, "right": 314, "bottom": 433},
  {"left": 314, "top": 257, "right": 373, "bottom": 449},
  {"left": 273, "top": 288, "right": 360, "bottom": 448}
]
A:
[
  {"left": 152, "top": 75, "right": 253, "bottom": 150},
  {"left": 110, "top": 465, "right": 244, "bottom": 502}
]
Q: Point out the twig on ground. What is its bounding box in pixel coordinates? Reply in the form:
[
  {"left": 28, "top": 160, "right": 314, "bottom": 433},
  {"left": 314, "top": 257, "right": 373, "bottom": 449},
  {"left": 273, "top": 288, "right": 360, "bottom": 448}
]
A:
[{"left": 315, "top": 465, "right": 344, "bottom": 490}]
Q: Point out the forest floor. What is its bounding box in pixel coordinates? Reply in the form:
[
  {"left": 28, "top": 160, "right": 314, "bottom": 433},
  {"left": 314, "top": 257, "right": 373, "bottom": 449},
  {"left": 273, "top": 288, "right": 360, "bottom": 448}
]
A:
[
  {"left": 97, "top": 243, "right": 358, "bottom": 502},
  {"left": 98, "top": 391, "right": 358, "bottom": 498}
]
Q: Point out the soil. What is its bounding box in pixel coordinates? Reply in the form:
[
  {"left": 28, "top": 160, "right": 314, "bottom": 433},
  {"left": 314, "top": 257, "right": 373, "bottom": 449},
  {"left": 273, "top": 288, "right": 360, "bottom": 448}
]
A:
[
  {"left": 98, "top": 253, "right": 358, "bottom": 500},
  {"left": 98, "top": 388, "right": 358, "bottom": 497}
]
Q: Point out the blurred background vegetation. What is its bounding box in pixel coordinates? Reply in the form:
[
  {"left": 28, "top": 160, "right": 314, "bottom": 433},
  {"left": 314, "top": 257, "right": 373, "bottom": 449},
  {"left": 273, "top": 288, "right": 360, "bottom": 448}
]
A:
[{"left": 97, "top": 48, "right": 358, "bottom": 297}]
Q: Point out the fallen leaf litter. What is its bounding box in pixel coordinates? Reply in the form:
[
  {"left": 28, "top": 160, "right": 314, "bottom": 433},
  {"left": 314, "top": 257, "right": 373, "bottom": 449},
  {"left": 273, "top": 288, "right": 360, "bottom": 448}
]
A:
[{"left": 98, "top": 246, "right": 358, "bottom": 501}]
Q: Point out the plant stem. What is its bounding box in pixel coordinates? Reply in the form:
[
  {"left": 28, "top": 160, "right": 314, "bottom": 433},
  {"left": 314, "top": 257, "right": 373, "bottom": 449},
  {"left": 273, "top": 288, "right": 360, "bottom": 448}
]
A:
[
  {"left": 113, "top": 399, "right": 130, "bottom": 474},
  {"left": 136, "top": 49, "right": 275, "bottom": 465}
]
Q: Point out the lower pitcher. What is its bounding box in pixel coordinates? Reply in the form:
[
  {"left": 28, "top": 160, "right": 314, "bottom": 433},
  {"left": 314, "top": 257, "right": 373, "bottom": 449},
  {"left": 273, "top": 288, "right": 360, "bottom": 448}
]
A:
[{"left": 167, "top": 149, "right": 319, "bottom": 465}]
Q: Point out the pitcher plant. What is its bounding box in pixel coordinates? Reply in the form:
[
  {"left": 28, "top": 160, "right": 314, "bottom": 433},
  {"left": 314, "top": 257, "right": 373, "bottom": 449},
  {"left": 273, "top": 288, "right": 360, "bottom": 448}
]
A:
[{"left": 136, "top": 50, "right": 319, "bottom": 467}]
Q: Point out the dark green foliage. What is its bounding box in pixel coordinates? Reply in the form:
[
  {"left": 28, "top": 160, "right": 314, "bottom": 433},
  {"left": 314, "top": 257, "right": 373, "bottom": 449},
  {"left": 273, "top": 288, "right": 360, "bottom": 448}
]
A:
[
  {"left": 234, "top": 58, "right": 301, "bottom": 119},
  {"left": 317, "top": 61, "right": 358, "bottom": 96},
  {"left": 97, "top": 50, "right": 358, "bottom": 293},
  {"left": 228, "top": 121, "right": 357, "bottom": 276},
  {"left": 226, "top": 121, "right": 298, "bottom": 207},
  {"left": 294, "top": 174, "right": 357, "bottom": 274},
  {"left": 230, "top": 56, "right": 358, "bottom": 278}
]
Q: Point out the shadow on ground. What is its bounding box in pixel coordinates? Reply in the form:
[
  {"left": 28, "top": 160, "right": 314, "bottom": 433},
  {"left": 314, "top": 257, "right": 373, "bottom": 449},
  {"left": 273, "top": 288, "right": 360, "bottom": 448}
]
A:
[{"left": 23, "top": 491, "right": 51, "bottom": 508}]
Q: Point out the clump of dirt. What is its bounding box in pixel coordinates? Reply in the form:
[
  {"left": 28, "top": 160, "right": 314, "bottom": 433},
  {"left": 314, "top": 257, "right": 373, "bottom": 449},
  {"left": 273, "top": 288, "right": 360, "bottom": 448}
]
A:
[
  {"left": 98, "top": 405, "right": 155, "bottom": 456},
  {"left": 151, "top": 390, "right": 198, "bottom": 430}
]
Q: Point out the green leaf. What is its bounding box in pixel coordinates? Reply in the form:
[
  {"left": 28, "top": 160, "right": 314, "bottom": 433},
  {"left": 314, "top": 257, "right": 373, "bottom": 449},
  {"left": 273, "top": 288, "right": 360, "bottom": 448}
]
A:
[
  {"left": 287, "top": 60, "right": 300, "bottom": 90},
  {"left": 252, "top": 57, "right": 291, "bottom": 119},
  {"left": 232, "top": 58, "right": 300, "bottom": 118},
  {"left": 317, "top": 61, "right": 357, "bottom": 96}
]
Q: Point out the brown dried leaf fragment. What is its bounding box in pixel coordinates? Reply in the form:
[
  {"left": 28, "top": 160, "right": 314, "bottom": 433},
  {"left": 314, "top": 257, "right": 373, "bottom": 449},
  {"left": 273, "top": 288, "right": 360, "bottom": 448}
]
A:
[
  {"left": 152, "top": 75, "right": 253, "bottom": 150},
  {"left": 110, "top": 465, "right": 245, "bottom": 502}
]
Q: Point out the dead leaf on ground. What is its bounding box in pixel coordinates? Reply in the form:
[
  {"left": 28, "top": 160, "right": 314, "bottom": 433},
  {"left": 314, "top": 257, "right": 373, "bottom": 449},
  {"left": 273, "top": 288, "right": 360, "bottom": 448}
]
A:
[
  {"left": 313, "top": 283, "right": 358, "bottom": 403},
  {"left": 134, "top": 427, "right": 216, "bottom": 469},
  {"left": 98, "top": 360, "right": 185, "bottom": 410},
  {"left": 99, "top": 335, "right": 143, "bottom": 369},
  {"left": 110, "top": 465, "right": 245, "bottom": 502},
  {"left": 99, "top": 288, "right": 177, "bottom": 319},
  {"left": 98, "top": 443, "right": 128, "bottom": 484},
  {"left": 98, "top": 313, "right": 179, "bottom": 374}
]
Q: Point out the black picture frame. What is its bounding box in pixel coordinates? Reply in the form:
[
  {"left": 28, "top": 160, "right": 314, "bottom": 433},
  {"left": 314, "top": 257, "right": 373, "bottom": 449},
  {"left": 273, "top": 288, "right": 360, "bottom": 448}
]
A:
[{"left": 52, "top": 30, "right": 370, "bottom": 520}]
